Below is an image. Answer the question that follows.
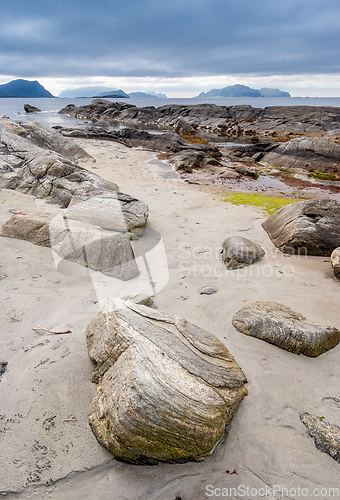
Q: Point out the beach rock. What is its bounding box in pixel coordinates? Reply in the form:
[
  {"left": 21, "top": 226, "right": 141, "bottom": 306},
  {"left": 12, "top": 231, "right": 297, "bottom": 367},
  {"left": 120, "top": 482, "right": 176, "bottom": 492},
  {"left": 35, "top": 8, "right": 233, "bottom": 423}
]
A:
[
  {"left": 24, "top": 104, "right": 41, "bottom": 113},
  {"left": 262, "top": 199, "right": 340, "bottom": 256},
  {"left": 0, "top": 361, "right": 8, "bottom": 377},
  {"left": 168, "top": 150, "right": 221, "bottom": 173},
  {"left": 331, "top": 247, "right": 340, "bottom": 279},
  {"left": 1, "top": 215, "right": 51, "bottom": 247},
  {"left": 121, "top": 293, "right": 154, "bottom": 307},
  {"left": 86, "top": 300, "right": 247, "bottom": 464},
  {"left": 0, "top": 118, "right": 149, "bottom": 234},
  {"left": 300, "top": 413, "right": 340, "bottom": 463},
  {"left": 222, "top": 236, "right": 265, "bottom": 269},
  {"left": 231, "top": 163, "right": 259, "bottom": 178},
  {"left": 199, "top": 286, "right": 217, "bottom": 295},
  {"left": 2, "top": 213, "right": 139, "bottom": 281},
  {"left": 232, "top": 301, "right": 340, "bottom": 357}
]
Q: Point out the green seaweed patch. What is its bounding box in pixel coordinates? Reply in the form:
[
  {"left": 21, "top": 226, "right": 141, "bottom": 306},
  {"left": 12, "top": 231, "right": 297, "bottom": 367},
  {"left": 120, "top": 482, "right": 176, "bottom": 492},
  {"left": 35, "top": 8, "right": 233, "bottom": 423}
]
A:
[
  {"left": 223, "top": 192, "right": 301, "bottom": 214},
  {"left": 309, "top": 170, "right": 337, "bottom": 181}
]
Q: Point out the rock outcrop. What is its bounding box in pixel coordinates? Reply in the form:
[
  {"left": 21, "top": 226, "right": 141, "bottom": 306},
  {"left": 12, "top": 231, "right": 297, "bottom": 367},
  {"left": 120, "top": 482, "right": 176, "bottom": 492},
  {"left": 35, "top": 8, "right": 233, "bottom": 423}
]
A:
[
  {"left": 300, "top": 413, "right": 340, "bottom": 463},
  {"left": 24, "top": 104, "right": 41, "bottom": 113},
  {"left": 331, "top": 247, "right": 340, "bottom": 279},
  {"left": 262, "top": 199, "right": 340, "bottom": 256},
  {"left": 58, "top": 100, "right": 340, "bottom": 175},
  {"left": 221, "top": 236, "right": 265, "bottom": 269},
  {"left": 86, "top": 300, "right": 247, "bottom": 464},
  {"left": 0, "top": 118, "right": 149, "bottom": 235},
  {"left": 232, "top": 301, "right": 340, "bottom": 357}
]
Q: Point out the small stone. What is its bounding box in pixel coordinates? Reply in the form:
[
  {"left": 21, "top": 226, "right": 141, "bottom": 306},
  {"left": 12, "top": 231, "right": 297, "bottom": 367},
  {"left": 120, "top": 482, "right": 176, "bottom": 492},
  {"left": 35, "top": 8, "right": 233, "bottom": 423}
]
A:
[
  {"left": 199, "top": 286, "right": 217, "bottom": 295},
  {"left": 0, "top": 362, "right": 8, "bottom": 377}
]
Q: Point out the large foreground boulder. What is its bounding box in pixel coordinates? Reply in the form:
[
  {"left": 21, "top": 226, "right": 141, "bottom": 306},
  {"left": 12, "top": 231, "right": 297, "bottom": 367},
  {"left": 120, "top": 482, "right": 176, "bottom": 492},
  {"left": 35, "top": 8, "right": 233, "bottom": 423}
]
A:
[
  {"left": 221, "top": 236, "right": 265, "bottom": 269},
  {"left": 262, "top": 199, "right": 340, "bottom": 256},
  {"left": 301, "top": 413, "right": 340, "bottom": 463},
  {"left": 86, "top": 300, "right": 247, "bottom": 464},
  {"left": 232, "top": 301, "right": 340, "bottom": 357}
]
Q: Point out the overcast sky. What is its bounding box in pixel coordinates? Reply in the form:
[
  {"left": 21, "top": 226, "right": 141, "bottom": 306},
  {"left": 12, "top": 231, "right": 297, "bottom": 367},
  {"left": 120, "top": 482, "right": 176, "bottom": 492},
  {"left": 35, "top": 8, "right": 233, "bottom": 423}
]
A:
[{"left": 1, "top": 0, "right": 339, "bottom": 97}]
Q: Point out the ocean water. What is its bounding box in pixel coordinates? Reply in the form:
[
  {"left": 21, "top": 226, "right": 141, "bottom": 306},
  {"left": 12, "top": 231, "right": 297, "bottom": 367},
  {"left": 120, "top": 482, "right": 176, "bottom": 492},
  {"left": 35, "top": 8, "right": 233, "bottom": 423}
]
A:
[{"left": 1, "top": 96, "right": 340, "bottom": 128}]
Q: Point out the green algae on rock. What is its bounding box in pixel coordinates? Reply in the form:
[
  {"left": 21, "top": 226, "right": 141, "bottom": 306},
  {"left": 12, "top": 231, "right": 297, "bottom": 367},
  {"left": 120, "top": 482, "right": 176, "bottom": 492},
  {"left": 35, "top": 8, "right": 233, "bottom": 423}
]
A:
[{"left": 86, "top": 300, "right": 247, "bottom": 464}]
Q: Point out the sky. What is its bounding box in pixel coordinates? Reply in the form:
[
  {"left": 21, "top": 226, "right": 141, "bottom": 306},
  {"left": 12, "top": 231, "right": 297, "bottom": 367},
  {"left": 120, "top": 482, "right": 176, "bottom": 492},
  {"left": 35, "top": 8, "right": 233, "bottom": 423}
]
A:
[{"left": 0, "top": 0, "right": 340, "bottom": 97}]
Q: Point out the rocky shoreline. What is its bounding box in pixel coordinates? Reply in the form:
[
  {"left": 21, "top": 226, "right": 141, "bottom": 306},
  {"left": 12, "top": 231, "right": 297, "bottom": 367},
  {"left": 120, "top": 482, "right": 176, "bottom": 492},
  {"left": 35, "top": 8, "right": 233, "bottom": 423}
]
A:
[{"left": 0, "top": 108, "right": 340, "bottom": 498}]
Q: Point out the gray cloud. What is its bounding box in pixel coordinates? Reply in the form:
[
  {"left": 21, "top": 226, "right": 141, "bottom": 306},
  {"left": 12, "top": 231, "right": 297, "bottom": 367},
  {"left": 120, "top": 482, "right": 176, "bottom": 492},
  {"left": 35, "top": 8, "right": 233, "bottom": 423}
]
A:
[{"left": 0, "top": 0, "right": 339, "bottom": 78}]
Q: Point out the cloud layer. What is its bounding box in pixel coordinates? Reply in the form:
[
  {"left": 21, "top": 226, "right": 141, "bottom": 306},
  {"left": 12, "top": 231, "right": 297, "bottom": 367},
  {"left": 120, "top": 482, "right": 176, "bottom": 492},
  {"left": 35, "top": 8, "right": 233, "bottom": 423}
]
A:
[{"left": 1, "top": 0, "right": 339, "bottom": 82}]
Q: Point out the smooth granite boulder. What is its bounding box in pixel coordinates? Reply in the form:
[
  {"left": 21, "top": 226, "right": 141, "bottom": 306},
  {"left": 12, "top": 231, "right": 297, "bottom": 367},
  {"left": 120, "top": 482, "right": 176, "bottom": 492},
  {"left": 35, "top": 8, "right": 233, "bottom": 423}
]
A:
[
  {"left": 222, "top": 236, "right": 265, "bottom": 269},
  {"left": 232, "top": 301, "right": 340, "bottom": 357},
  {"left": 86, "top": 300, "right": 247, "bottom": 464},
  {"left": 262, "top": 199, "right": 340, "bottom": 256},
  {"left": 331, "top": 247, "right": 340, "bottom": 279},
  {"left": 301, "top": 413, "right": 340, "bottom": 463}
]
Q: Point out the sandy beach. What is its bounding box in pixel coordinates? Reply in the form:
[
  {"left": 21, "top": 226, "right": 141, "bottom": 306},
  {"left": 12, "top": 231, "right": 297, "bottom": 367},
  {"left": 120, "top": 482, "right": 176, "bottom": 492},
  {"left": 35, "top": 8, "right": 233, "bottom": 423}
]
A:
[{"left": 1, "top": 138, "right": 340, "bottom": 499}]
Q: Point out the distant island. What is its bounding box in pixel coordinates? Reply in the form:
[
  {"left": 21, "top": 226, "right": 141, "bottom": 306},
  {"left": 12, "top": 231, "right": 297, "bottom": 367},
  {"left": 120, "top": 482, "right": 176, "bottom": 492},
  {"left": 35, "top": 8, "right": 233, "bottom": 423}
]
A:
[
  {"left": 59, "top": 86, "right": 167, "bottom": 99},
  {"left": 0, "top": 79, "right": 54, "bottom": 98},
  {"left": 197, "top": 84, "right": 290, "bottom": 98}
]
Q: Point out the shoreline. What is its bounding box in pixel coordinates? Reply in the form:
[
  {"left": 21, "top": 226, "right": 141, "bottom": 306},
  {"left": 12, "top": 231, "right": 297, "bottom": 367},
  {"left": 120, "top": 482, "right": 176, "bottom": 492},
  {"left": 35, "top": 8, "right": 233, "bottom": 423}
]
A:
[{"left": 0, "top": 132, "right": 340, "bottom": 498}]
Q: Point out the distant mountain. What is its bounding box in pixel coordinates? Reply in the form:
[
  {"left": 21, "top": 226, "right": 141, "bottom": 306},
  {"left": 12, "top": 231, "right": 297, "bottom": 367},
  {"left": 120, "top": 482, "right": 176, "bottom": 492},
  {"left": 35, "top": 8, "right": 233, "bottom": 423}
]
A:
[
  {"left": 128, "top": 92, "right": 160, "bottom": 98},
  {"left": 146, "top": 91, "right": 167, "bottom": 98},
  {"left": 0, "top": 79, "right": 54, "bottom": 98},
  {"left": 58, "top": 86, "right": 129, "bottom": 98},
  {"left": 197, "top": 84, "right": 290, "bottom": 98},
  {"left": 259, "top": 87, "right": 291, "bottom": 97},
  {"left": 96, "top": 90, "right": 129, "bottom": 98}
]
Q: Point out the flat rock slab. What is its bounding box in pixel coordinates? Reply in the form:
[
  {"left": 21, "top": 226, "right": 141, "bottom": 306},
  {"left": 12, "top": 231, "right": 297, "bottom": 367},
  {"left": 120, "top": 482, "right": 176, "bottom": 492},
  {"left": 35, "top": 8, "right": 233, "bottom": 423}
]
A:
[
  {"left": 1, "top": 213, "right": 139, "bottom": 281},
  {"left": 222, "top": 236, "right": 265, "bottom": 269},
  {"left": 301, "top": 413, "right": 340, "bottom": 463},
  {"left": 262, "top": 199, "right": 340, "bottom": 256},
  {"left": 86, "top": 300, "right": 247, "bottom": 464},
  {"left": 232, "top": 301, "right": 340, "bottom": 357},
  {"left": 331, "top": 247, "right": 340, "bottom": 279}
]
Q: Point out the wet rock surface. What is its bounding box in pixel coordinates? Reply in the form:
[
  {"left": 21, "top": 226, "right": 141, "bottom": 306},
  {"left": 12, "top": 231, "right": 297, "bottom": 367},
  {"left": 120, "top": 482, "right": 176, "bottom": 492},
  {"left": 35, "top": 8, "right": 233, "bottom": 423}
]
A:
[
  {"left": 232, "top": 301, "right": 340, "bottom": 357},
  {"left": 222, "top": 236, "right": 265, "bottom": 269},
  {"left": 301, "top": 412, "right": 340, "bottom": 463},
  {"left": 262, "top": 199, "right": 340, "bottom": 256},
  {"left": 86, "top": 300, "right": 247, "bottom": 464}
]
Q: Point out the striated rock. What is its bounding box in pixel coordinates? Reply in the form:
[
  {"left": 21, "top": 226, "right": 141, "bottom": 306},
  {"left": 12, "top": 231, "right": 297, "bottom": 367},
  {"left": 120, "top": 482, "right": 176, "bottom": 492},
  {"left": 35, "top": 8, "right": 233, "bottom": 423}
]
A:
[
  {"left": 0, "top": 118, "right": 149, "bottom": 234},
  {"left": 262, "top": 199, "right": 340, "bottom": 256},
  {"left": 2, "top": 213, "right": 139, "bottom": 281},
  {"left": 232, "top": 301, "right": 340, "bottom": 357},
  {"left": 24, "top": 104, "right": 41, "bottom": 113},
  {"left": 300, "top": 412, "right": 340, "bottom": 463},
  {"left": 222, "top": 236, "right": 265, "bottom": 270},
  {"left": 331, "top": 247, "right": 340, "bottom": 279},
  {"left": 121, "top": 293, "right": 154, "bottom": 307},
  {"left": 86, "top": 300, "right": 247, "bottom": 464}
]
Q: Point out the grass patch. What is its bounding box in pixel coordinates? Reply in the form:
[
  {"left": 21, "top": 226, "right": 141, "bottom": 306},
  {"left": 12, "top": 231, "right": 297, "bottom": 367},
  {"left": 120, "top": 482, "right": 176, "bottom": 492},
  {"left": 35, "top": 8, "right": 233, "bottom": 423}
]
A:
[{"left": 223, "top": 192, "right": 301, "bottom": 214}]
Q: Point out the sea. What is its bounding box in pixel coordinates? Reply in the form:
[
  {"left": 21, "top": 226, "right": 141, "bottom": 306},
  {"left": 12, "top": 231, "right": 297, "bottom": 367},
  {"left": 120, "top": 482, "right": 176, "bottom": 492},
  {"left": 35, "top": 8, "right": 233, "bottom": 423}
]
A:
[{"left": 1, "top": 96, "right": 340, "bottom": 129}]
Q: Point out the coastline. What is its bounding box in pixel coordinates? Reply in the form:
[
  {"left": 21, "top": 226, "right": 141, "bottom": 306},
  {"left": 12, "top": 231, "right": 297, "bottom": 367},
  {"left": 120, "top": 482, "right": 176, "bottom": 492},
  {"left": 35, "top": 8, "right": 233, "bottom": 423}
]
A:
[{"left": 1, "top": 133, "right": 339, "bottom": 498}]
